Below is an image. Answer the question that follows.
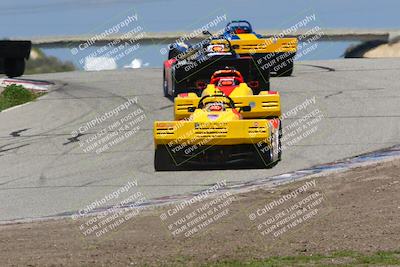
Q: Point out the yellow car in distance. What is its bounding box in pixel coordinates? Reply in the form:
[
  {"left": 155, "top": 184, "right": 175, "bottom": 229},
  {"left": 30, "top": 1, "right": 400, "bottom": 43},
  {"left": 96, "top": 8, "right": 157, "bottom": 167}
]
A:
[{"left": 209, "top": 20, "right": 298, "bottom": 76}]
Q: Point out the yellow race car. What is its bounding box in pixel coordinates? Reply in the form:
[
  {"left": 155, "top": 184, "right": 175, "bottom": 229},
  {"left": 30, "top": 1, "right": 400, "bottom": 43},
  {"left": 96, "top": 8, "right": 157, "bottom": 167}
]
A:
[
  {"left": 154, "top": 93, "right": 282, "bottom": 171},
  {"left": 174, "top": 69, "right": 281, "bottom": 120},
  {"left": 210, "top": 20, "right": 298, "bottom": 76}
]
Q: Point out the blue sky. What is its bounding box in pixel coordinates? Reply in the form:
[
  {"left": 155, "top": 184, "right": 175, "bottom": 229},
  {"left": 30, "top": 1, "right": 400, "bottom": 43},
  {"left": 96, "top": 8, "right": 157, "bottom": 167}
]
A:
[{"left": 1, "top": 0, "right": 399, "bottom": 38}]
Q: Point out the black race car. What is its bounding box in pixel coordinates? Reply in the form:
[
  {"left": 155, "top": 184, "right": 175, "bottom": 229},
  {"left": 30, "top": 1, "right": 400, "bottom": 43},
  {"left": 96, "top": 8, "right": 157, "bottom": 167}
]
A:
[{"left": 163, "top": 35, "right": 270, "bottom": 98}]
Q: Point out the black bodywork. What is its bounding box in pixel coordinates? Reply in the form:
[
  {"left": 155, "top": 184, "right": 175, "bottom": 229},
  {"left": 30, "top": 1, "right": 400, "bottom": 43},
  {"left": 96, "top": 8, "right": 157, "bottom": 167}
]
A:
[
  {"left": 0, "top": 40, "right": 32, "bottom": 77},
  {"left": 163, "top": 40, "right": 270, "bottom": 98}
]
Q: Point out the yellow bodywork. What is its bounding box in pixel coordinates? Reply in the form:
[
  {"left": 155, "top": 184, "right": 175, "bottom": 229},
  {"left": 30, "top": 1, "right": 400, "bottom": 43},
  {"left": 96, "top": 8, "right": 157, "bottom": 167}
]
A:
[
  {"left": 174, "top": 83, "right": 281, "bottom": 120},
  {"left": 211, "top": 33, "right": 298, "bottom": 54},
  {"left": 154, "top": 109, "right": 271, "bottom": 146},
  {"left": 154, "top": 69, "right": 282, "bottom": 156}
]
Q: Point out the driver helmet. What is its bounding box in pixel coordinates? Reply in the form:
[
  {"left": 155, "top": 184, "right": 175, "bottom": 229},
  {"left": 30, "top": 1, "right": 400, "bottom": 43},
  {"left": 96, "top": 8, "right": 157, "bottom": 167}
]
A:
[
  {"left": 217, "top": 78, "right": 236, "bottom": 87},
  {"left": 235, "top": 28, "right": 246, "bottom": 34},
  {"left": 206, "top": 44, "right": 225, "bottom": 53},
  {"left": 205, "top": 102, "right": 225, "bottom": 112}
]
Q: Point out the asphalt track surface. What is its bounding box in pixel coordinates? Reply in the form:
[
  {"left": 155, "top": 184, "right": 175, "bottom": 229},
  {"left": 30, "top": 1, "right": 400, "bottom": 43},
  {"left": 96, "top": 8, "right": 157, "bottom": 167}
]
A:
[{"left": 1, "top": 58, "right": 399, "bottom": 221}]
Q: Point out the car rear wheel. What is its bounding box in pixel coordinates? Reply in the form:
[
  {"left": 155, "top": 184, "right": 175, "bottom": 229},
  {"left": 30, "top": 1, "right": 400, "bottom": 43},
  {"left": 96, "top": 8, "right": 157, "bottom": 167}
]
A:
[
  {"left": 171, "top": 74, "right": 179, "bottom": 98},
  {"left": 254, "top": 144, "right": 273, "bottom": 168},
  {"left": 255, "top": 120, "right": 281, "bottom": 168},
  {"left": 277, "top": 121, "right": 282, "bottom": 160},
  {"left": 163, "top": 67, "right": 169, "bottom": 97},
  {"left": 271, "top": 120, "right": 282, "bottom": 163},
  {"left": 256, "top": 67, "right": 270, "bottom": 92},
  {"left": 274, "top": 53, "right": 294, "bottom": 77},
  {"left": 154, "top": 146, "right": 181, "bottom": 171},
  {"left": 279, "top": 61, "right": 293, "bottom": 77}
]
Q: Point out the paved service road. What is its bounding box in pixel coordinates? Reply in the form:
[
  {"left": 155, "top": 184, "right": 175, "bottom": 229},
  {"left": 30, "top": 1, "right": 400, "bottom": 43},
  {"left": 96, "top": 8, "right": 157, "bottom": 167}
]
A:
[{"left": 0, "top": 58, "right": 399, "bottom": 221}]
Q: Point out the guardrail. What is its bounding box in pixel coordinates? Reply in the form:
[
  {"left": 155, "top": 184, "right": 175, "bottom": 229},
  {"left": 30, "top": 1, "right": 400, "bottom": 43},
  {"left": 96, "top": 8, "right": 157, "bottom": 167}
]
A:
[{"left": 9, "top": 29, "right": 399, "bottom": 48}]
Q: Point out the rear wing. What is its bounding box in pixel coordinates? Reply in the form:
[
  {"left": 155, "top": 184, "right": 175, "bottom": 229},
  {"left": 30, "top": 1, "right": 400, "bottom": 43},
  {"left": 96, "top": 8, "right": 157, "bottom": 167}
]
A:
[
  {"left": 154, "top": 119, "right": 271, "bottom": 146},
  {"left": 211, "top": 37, "right": 298, "bottom": 54},
  {"left": 174, "top": 92, "right": 281, "bottom": 120}
]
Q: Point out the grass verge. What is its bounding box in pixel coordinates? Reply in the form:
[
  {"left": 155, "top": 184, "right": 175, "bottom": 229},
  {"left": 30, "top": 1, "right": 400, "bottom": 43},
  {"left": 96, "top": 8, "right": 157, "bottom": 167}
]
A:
[
  {"left": 0, "top": 84, "right": 45, "bottom": 111},
  {"left": 204, "top": 250, "right": 400, "bottom": 267}
]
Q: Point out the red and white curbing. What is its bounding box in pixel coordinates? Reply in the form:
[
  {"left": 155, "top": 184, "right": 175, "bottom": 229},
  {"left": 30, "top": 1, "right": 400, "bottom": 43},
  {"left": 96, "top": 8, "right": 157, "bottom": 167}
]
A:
[{"left": 0, "top": 78, "right": 53, "bottom": 92}]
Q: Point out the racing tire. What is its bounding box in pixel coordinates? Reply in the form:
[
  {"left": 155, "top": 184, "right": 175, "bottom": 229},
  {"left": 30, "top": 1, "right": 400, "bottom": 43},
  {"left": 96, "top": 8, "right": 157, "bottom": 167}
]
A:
[
  {"left": 169, "top": 69, "right": 180, "bottom": 98},
  {"left": 5, "top": 58, "right": 25, "bottom": 78},
  {"left": 163, "top": 67, "right": 169, "bottom": 97},
  {"left": 256, "top": 68, "right": 270, "bottom": 92},
  {"left": 280, "top": 61, "right": 294, "bottom": 77},
  {"left": 275, "top": 57, "right": 294, "bottom": 77},
  {"left": 254, "top": 143, "right": 273, "bottom": 169},
  {"left": 171, "top": 84, "right": 177, "bottom": 98},
  {"left": 171, "top": 78, "right": 180, "bottom": 98},
  {"left": 255, "top": 119, "right": 282, "bottom": 168},
  {"left": 268, "top": 120, "right": 282, "bottom": 167},
  {"left": 154, "top": 146, "right": 181, "bottom": 171},
  {"left": 277, "top": 121, "right": 282, "bottom": 161}
]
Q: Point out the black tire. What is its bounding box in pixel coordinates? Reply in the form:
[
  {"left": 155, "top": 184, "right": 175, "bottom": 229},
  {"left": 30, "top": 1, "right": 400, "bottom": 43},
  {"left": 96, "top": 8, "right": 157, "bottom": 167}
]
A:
[
  {"left": 267, "top": 119, "right": 282, "bottom": 168},
  {"left": 277, "top": 121, "right": 282, "bottom": 161},
  {"left": 171, "top": 74, "right": 179, "bottom": 98},
  {"left": 5, "top": 58, "right": 25, "bottom": 78},
  {"left": 154, "top": 146, "right": 181, "bottom": 171},
  {"left": 280, "top": 61, "right": 293, "bottom": 77},
  {"left": 255, "top": 119, "right": 282, "bottom": 168},
  {"left": 165, "top": 67, "right": 179, "bottom": 98},
  {"left": 163, "top": 67, "right": 169, "bottom": 97},
  {"left": 254, "top": 144, "right": 273, "bottom": 169},
  {"left": 275, "top": 57, "right": 293, "bottom": 77},
  {"left": 171, "top": 82, "right": 177, "bottom": 98},
  {"left": 256, "top": 67, "right": 270, "bottom": 92}
]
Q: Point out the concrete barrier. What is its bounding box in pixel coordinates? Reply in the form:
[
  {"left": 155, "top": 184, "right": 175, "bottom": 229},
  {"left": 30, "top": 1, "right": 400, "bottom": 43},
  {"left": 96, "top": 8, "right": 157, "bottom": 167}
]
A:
[{"left": 9, "top": 29, "right": 397, "bottom": 48}]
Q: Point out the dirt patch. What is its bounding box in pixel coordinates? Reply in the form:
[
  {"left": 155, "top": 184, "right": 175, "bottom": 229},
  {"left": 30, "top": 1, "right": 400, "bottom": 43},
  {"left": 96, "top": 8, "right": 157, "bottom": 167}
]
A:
[{"left": 1, "top": 159, "right": 400, "bottom": 266}]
